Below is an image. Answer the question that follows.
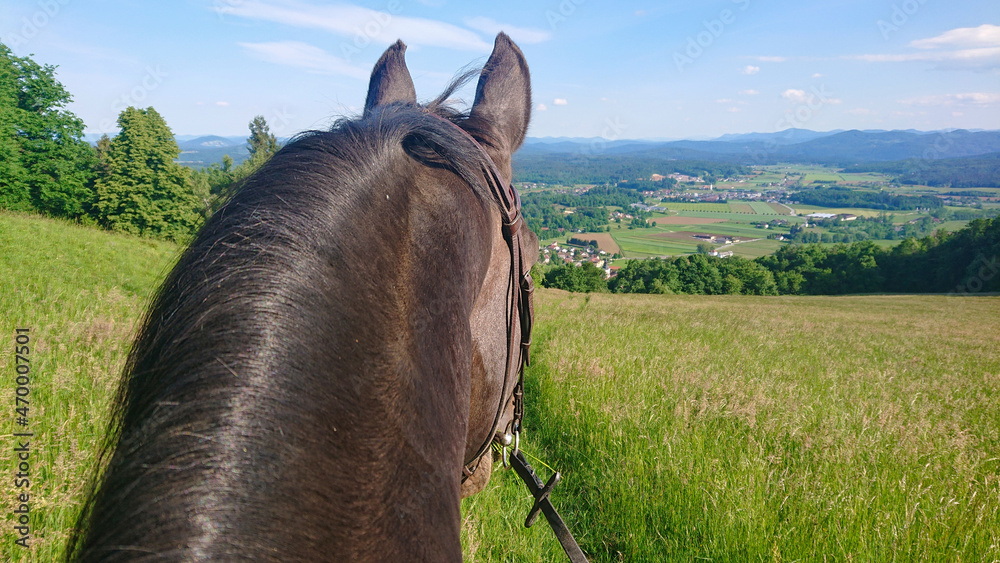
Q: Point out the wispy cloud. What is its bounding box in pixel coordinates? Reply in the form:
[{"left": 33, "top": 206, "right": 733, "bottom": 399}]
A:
[
  {"left": 783, "top": 88, "right": 841, "bottom": 105},
  {"left": 218, "top": 0, "right": 492, "bottom": 52},
  {"left": 741, "top": 65, "right": 760, "bottom": 75},
  {"left": 536, "top": 103, "right": 548, "bottom": 111},
  {"left": 463, "top": 16, "right": 551, "bottom": 44},
  {"left": 910, "top": 24, "right": 1000, "bottom": 50},
  {"left": 755, "top": 56, "right": 787, "bottom": 63},
  {"left": 238, "top": 41, "right": 369, "bottom": 79},
  {"left": 553, "top": 98, "right": 568, "bottom": 106},
  {"left": 852, "top": 25, "right": 1000, "bottom": 71},
  {"left": 899, "top": 92, "right": 1000, "bottom": 106},
  {"left": 739, "top": 89, "right": 759, "bottom": 95}
]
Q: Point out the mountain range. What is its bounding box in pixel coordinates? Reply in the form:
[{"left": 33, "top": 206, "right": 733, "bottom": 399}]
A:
[{"left": 83, "top": 128, "right": 1000, "bottom": 170}]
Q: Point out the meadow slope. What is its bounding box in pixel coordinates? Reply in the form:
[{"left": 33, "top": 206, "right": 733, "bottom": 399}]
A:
[
  {"left": 1, "top": 212, "right": 998, "bottom": 561},
  {"left": 465, "top": 290, "right": 1000, "bottom": 561}
]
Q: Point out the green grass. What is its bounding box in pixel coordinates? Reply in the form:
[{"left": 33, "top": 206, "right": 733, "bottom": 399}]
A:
[
  {"left": 749, "top": 202, "right": 779, "bottom": 215},
  {"left": 0, "top": 211, "right": 182, "bottom": 561},
  {"left": 463, "top": 290, "right": 1000, "bottom": 561},
  {"left": 5, "top": 212, "right": 1000, "bottom": 562},
  {"left": 727, "top": 238, "right": 786, "bottom": 258},
  {"left": 612, "top": 232, "right": 698, "bottom": 258},
  {"left": 662, "top": 203, "right": 731, "bottom": 213}
]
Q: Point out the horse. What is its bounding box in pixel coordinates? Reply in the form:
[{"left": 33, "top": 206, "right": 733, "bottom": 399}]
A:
[{"left": 68, "top": 33, "right": 537, "bottom": 562}]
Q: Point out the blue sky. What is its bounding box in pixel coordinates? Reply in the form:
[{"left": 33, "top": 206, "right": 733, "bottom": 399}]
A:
[{"left": 2, "top": 0, "right": 998, "bottom": 140}]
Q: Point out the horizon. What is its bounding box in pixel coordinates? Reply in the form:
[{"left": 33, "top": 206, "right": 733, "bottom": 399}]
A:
[{"left": 3, "top": 1, "right": 998, "bottom": 139}]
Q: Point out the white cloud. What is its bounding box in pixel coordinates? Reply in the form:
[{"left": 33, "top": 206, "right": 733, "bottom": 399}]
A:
[
  {"left": 782, "top": 88, "right": 841, "bottom": 105},
  {"left": 239, "top": 41, "right": 369, "bottom": 79},
  {"left": 756, "top": 56, "right": 787, "bottom": 63},
  {"left": 812, "top": 73, "right": 823, "bottom": 78},
  {"left": 741, "top": 65, "right": 760, "bottom": 75},
  {"left": 537, "top": 103, "right": 548, "bottom": 111},
  {"left": 899, "top": 92, "right": 1000, "bottom": 106},
  {"left": 218, "top": 0, "right": 492, "bottom": 52},
  {"left": 852, "top": 25, "right": 1000, "bottom": 70},
  {"left": 553, "top": 98, "right": 568, "bottom": 105},
  {"left": 910, "top": 24, "right": 1000, "bottom": 50},
  {"left": 215, "top": 101, "right": 230, "bottom": 107},
  {"left": 739, "top": 89, "right": 759, "bottom": 95},
  {"left": 781, "top": 89, "right": 808, "bottom": 103},
  {"left": 463, "top": 16, "right": 551, "bottom": 44}
]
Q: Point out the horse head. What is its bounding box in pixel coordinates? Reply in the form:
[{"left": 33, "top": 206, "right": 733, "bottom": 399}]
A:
[{"left": 69, "top": 34, "right": 536, "bottom": 562}]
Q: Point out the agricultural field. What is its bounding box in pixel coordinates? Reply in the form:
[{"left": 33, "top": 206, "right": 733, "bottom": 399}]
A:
[{"left": 3, "top": 213, "right": 999, "bottom": 561}]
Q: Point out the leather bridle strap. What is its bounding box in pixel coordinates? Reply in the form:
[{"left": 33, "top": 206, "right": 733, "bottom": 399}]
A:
[{"left": 424, "top": 112, "right": 532, "bottom": 481}]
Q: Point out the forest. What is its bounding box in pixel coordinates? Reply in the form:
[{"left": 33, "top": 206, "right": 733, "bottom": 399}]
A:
[
  {"left": 0, "top": 44, "right": 277, "bottom": 241},
  {"left": 789, "top": 186, "right": 943, "bottom": 210},
  {"left": 848, "top": 153, "right": 1000, "bottom": 188}
]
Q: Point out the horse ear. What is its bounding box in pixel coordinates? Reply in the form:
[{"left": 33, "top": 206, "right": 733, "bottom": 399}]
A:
[
  {"left": 363, "top": 40, "right": 417, "bottom": 118},
  {"left": 469, "top": 33, "right": 531, "bottom": 156}
]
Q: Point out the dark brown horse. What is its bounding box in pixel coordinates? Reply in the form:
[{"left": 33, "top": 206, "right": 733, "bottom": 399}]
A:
[{"left": 68, "top": 33, "right": 537, "bottom": 561}]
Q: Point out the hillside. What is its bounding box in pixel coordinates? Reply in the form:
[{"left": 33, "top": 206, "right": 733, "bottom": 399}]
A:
[
  {"left": 0, "top": 212, "right": 181, "bottom": 560},
  {"left": 2, "top": 213, "right": 998, "bottom": 561}
]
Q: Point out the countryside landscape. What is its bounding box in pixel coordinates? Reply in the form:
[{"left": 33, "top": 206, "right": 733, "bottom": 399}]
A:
[{"left": 3, "top": 1, "right": 1000, "bottom": 561}]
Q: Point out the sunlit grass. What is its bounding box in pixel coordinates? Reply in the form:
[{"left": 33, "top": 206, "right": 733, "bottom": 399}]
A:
[
  {"left": 2, "top": 212, "right": 998, "bottom": 562},
  {"left": 0, "top": 211, "right": 181, "bottom": 561},
  {"left": 463, "top": 290, "right": 1000, "bottom": 561}
]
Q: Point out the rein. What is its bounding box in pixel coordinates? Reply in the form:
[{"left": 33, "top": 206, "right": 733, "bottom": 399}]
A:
[{"left": 429, "top": 112, "right": 588, "bottom": 563}]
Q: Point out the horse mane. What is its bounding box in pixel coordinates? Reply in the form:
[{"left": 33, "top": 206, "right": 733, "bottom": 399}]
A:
[{"left": 67, "top": 76, "right": 510, "bottom": 561}]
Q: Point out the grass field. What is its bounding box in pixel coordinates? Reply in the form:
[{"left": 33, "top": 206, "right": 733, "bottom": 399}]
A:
[
  {"left": 0, "top": 212, "right": 182, "bottom": 561},
  {"left": 465, "top": 290, "right": 1000, "bottom": 561},
  {"left": 4, "top": 212, "right": 999, "bottom": 562}
]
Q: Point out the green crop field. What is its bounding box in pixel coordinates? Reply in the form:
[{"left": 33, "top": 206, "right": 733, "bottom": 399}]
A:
[
  {"left": 4, "top": 212, "right": 999, "bottom": 562},
  {"left": 662, "top": 203, "right": 731, "bottom": 213},
  {"left": 745, "top": 201, "right": 774, "bottom": 215},
  {"left": 728, "top": 202, "right": 755, "bottom": 214}
]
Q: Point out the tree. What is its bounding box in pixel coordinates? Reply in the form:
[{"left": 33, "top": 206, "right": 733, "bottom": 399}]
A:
[
  {"left": 95, "top": 107, "right": 203, "bottom": 240},
  {"left": 0, "top": 42, "right": 96, "bottom": 217},
  {"left": 247, "top": 115, "right": 279, "bottom": 160},
  {"left": 542, "top": 262, "right": 608, "bottom": 293}
]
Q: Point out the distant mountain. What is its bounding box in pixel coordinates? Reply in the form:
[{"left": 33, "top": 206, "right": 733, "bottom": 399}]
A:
[
  {"left": 712, "top": 128, "right": 842, "bottom": 145},
  {"left": 177, "top": 135, "right": 243, "bottom": 150},
  {"left": 514, "top": 129, "right": 1000, "bottom": 165}
]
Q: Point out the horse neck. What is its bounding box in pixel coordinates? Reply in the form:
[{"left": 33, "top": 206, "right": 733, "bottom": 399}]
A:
[{"left": 74, "top": 142, "right": 496, "bottom": 561}]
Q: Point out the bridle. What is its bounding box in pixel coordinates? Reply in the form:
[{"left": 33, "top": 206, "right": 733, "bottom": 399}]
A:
[
  {"left": 428, "top": 116, "right": 534, "bottom": 483},
  {"left": 429, "top": 111, "right": 589, "bottom": 563}
]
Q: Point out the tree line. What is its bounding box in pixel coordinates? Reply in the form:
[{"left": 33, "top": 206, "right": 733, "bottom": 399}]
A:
[
  {"left": 847, "top": 153, "right": 1000, "bottom": 188},
  {"left": 0, "top": 44, "right": 278, "bottom": 241},
  {"left": 788, "top": 186, "right": 943, "bottom": 210},
  {"left": 541, "top": 216, "right": 1000, "bottom": 296}
]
